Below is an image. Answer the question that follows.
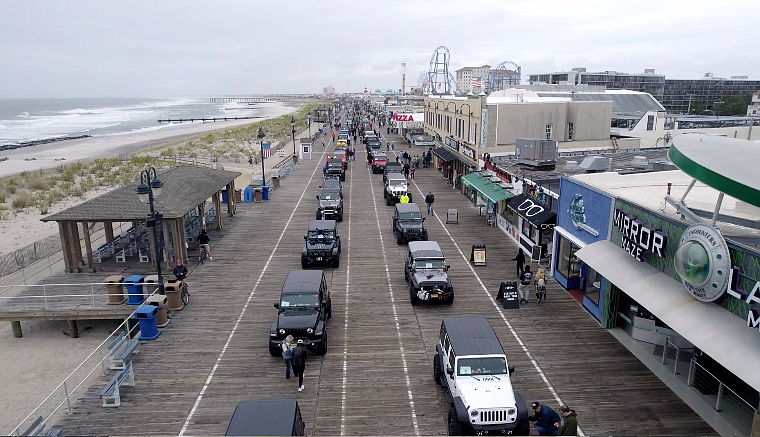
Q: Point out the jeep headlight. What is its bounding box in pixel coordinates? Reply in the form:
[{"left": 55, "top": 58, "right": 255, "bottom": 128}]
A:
[
  {"left": 279, "top": 329, "right": 286, "bottom": 335},
  {"left": 470, "top": 409, "right": 479, "bottom": 417},
  {"left": 306, "top": 328, "right": 314, "bottom": 334},
  {"left": 508, "top": 408, "right": 516, "bottom": 415}
]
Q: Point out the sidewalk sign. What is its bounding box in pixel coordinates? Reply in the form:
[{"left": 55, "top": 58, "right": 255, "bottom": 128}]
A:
[
  {"left": 446, "top": 208, "right": 458, "bottom": 224},
  {"left": 497, "top": 282, "right": 519, "bottom": 309},
  {"left": 471, "top": 244, "right": 487, "bottom": 266}
]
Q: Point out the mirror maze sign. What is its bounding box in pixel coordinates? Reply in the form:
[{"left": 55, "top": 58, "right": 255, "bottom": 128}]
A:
[{"left": 614, "top": 209, "right": 668, "bottom": 262}]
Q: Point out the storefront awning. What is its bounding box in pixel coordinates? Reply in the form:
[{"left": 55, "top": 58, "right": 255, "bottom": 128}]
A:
[
  {"left": 460, "top": 172, "right": 514, "bottom": 204},
  {"left": 506, "top": 194, "right": 556, "bottom": 226},
  {"left": 576, "top": 240, "right": 760, "bottom": 393},
  {"left": 431, "top": 147, "right": 458, "bottom": 162}
]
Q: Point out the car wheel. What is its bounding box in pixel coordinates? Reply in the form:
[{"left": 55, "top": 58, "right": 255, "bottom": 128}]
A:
[
  {"left": 316, "top": 211, "right": 322, "bottom": 220},
  {"left": 410, "top": 285, "right": 420, "bottom": 305},
  {"left": 338, "top": 212, "right": 344, "bottom": 222},
  {"left": 404, "top": 267, "right": 409, "bottom": 282},
  {"left": 332, "top": 254, "right": 340, "bottom": 268},
  {"left": 433, "top": 354, "right": 443, "bottom": 385},
  {"left": 422, "top": 231, "right": 428, "bottom": 241},
  {"left": 386, "top": 196, "right": 392, "bottom": 206},
  {"left": 336, "top": 237, "right": 342, "bottom": 254},
  {"left": 301, "top": 255, "right": 309, "bottom": 269},
  {"left": 341, "top": 175, "right": 345, "bottom": 181},
  {"left": 445, "top": 293, "right": 454, "bottom": 305},
  {"left": 397, "top": 232, "right": 403, "bottom": 245},
  {"left": 448, "top": 406, "right": 465, "bottom": 436},
  {"left": 317, "top": 330, "right": 328, "bottom": 355},
  {"left": 269, "top": 343, "right": 281, "bottom": 357},
  {"left": 514, "top": 418, "right": 530, "bottom": 436},
  {"left": 408, "top": 193, "right": 413, "bottom": 202},
  {"left": 327, "top": 297, "right": 332, "bottom": 319}
]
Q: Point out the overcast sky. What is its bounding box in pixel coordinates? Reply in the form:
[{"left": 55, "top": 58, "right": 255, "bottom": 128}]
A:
[{"left": 1, "top": 0, "right": 758, "bottom": 98}]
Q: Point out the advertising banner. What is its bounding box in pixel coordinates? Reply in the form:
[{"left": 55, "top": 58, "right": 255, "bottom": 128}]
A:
[{"left": 557, "top": 177, "right": 614, "bottom": 246}]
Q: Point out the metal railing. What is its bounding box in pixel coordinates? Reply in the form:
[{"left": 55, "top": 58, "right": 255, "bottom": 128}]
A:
[
  {"left": 7, "top": 288, "right": 159, "bottom": 436},
  {"left": 660, "top": 338, "right": 692, "bottom": 376},
  {"left": 0, "top": 281, "right": 148, "bottom": 308},
  {"left": 687, "top": 358, "right": 757, "bottom": 435}
]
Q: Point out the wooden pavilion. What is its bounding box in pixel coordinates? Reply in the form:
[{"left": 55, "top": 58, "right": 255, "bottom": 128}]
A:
[{"left": 42, "top": 166, "right": 242, "bottom": 273}]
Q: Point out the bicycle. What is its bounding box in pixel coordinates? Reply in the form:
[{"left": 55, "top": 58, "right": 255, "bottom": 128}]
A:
[
  {"left": 535, "top": 278, "right": 547, "bottom": 304},
  {"left": 199, "top": 244, "right": 210, "bottom": 264},
  {"left": 180, "top": 280, "right": 190, "bottom": 306}
]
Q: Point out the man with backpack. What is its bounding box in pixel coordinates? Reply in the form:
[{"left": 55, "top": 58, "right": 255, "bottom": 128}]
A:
[{"left": 519, "top": 264, "right": 533, "bottom": 304}]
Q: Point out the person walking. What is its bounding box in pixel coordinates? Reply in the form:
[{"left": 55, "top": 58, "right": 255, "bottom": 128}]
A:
[
  {"left": 519, "top": 264, "right": 533, "bottom": 304},
  {"left": 425, "top": 191, "right": 435, "bottom": 215},
  {"left": 556, "top": 405, "right": 578, "bottom": 436},
  {"left": 403, "top": 163, "right": 410, "bottom": 178},
  {"left": 248, "top": 156, "right": 253, "bottom": 167},
  {"left": 399, "top": 192, "right": 410, "bottom": 203},
  {"left": 352, "top": 148, "right": 357, "bottom": 161},
  {"left": 291, "top": 339, "right": 308, "bottom": 392},
  {"left": 410, "top": 165, "right": 415, "bottom": 179},
  {"left": 281, "top": 335, "right": 295, "bottom": 380},
  {"left": 529, "top": 402, "right": 561, "bottom": 436},
  {"left": 512, "top": 248, "right": 526, "bottom": 277},
  {"left": 322, "top": 139, "right": 326, "bottom": 149}
]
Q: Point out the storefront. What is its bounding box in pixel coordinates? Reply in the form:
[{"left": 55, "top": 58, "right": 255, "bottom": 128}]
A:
[
  {"left": 459, "top": 172, "right": 513, "bottom": 223},
  {"left": 504, "top": 193, "right": 556, "bottom": 260},
  {"left": 575, "top": 198, "right": 760, "bottom": 434},
  {"left": 389, "top": 112, "right": 423, "bottom": 136},
  {"left": 552, "top": 177, "right": 614, "bottom": 318}
]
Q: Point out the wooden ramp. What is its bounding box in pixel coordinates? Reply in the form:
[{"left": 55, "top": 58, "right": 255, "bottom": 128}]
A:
[{"left": 47, "top": 138, "right": 716, "bottom": 436}]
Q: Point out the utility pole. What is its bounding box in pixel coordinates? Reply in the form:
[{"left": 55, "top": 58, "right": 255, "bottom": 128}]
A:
[{"left": 401, "top": 62, "right": 406, "bottom": 96}]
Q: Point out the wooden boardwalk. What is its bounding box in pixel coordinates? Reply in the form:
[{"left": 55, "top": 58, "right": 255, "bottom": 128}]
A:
[{"left": 45, "top": 132, "right": 717, "bottom": 436}]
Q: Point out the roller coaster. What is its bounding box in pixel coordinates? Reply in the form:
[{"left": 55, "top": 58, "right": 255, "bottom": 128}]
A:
[{"left": 420, "top": 46, "right": 521, "bottom": 96}]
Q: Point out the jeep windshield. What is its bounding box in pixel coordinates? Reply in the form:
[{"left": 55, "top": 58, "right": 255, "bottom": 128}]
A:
[
  {"left": 399, "top": 212, "right": 422, "bottom": 221},
  {"left": 414, "top": 259, "right": 445, "bottom": 270},
  {"left": 319, "top": 192, "right": 339, "bottom": 200},
  {"left": 457, "top": 357, "right": 508, "bottom": 376},
  {"left": 280, "top": 294, "right": 320, "bottom": 308},
  {"left": 389, "top": 180, "right": 407, "bottom": 187},
  {"left": 374, "top": 155, "right": 387, "bottom": 161},
  {"left": 307, "top": 230, "right": 335, "bottom": 240}
]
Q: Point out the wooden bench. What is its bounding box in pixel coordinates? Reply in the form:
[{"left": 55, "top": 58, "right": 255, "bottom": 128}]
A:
[
  {"left": 108, "top": 332, "right": 139, "bottom": 370},
  {"left": 20, "top": 416, "right": 43, "bottom": 436},
  {"left": 99, "top": 361, "right": 135, "bottom": 407},
  {"left": 138, "top": 244, "right": 150, "bottom": 263},
  {"left": 115, "top": 248, "right": 127, "bottom": 263},
  {"left": 42, "top": 427, "right": 64, "bottom": 436}
]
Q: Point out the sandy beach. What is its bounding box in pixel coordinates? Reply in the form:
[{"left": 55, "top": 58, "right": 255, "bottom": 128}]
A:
[{"left": 0, "top": 99, "right": 310, "bottom": 433}]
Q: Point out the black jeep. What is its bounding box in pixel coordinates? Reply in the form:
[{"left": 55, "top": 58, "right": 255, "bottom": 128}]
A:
[
  {"left": 270, "top": 270, "right": 331, "bottom": 356},
  {"left": 383, "top": 162, "right": 403, "bottom": 183},
  {"left": 316, "top": 188, "right": 343, "bottom": 221},
  {"left": 404, "top": 241, "right": 454, "bottom": 305},
  {"left": 393, "top": 203, "right": 427, "bottom": 244},
  {"left": 319, "top": 178, "right": 343, "bottom": 197},
  {"left": 324, "top": 158, "right": 345, "bottom": 181},
  {"left": 302, "top": 220, "right": 341, "bottom": 268}
]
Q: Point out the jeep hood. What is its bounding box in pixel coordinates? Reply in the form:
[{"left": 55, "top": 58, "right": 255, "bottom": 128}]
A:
[
  {"left": 458, "top": 377, "right": 517, "bottom": 409},
  {"left": 277, "top": 310, "right": 318, "bottom": 329},
  {"left": 319, "top": 200, "right": 340, "bottom": 208},
  {"left": 307, "top": 240, "right": 336, "bottom": 249},
  {"left": 399, "top": 222, "right": 423, "bottom": 230}
]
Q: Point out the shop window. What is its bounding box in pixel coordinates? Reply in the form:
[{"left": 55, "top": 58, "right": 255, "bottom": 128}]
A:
[
  {"left": 567, "top": 122, "right": 574, "bottom": 141},
  {"left": 545, "top": 123, "right": 553, "bottom": 140},
  {"left": 557, "top": 237, "right": 581, "bottom": 279},
  {"left": 585, "top": 267, "right": 601, "bottom": 306},
  {"left": 520, "top": 216, "right": 535, "bottom": 240}
]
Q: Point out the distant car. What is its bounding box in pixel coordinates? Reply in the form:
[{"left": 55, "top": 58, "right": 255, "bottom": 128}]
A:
[
  {"left": 371, "top": 153, "right": 388, "bottom": 174},
  {"left": 316, "top": 188, "right": 344, "bottom": 221},
  {"left": 323, "top": 158, "right": 345, "bottom": 181},
  {"left": 404, "top": 241, "right": 453, "bottom": 305},
  {"left": 226, "top": 399, "right": 306, "bottom": 436},
  {"left": 383, "top": 162, "right": 403, "bottom": 183},
  {"left": 302, "top": 220, "right": 341, "bottom": 268},
  {"left": 270, "top": 270, "right": 331, "bottom": 356},
  {"left": 393, "top": 202, "right": 428, "bottom": 244},
  {"left": 384, "top": 172, "right": 409, "bottom": 205},
  {"left": 319, "top": 178, "right": 343, "bottom": 197}
]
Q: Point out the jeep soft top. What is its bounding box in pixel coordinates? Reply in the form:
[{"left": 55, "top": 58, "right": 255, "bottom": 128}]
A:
[
  {"left": 373, "top": 153, "right": 388, "bottom": 161},
  {"left": 386, "top": 172, "right": 406, "bottom": 182},
  {"left": 327, "top": 158, "right": 343, "bottom": 166},
  {"left": 226, "top": 399, "right": 305, "bottom": 436},
  {"left": 442, "top": 315, "right": 504, "bottom": 357},
  {"left": 282, "top": 270, "right": 323, "bottom": 294},
  {"left": 409, "top": 241, "right": 444, "bottom": 259},
  {"left": 308, "top": 219, "right": 336, "bottom": 231},
  {"left": 396, "top": 202, "right": 422, "bottom": 215}
]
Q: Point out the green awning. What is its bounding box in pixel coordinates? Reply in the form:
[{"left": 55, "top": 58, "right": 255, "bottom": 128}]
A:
[{"left": 460, "top": 172, "right": 514, "bottom": 203}]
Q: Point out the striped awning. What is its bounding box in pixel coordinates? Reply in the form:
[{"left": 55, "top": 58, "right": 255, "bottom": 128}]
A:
[{"left": 460, "top": 172, "right": 514, "bottom": 203}]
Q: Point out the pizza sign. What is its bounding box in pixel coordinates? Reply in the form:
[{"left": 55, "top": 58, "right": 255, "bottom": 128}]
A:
[{"left": 392, "top": 114, "right": 415, "bottom": 121}]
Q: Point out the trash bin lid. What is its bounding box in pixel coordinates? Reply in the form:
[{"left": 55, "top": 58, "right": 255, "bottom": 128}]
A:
[
  {"left": 262, "top": 185, "right": 269, "bottom": 189},
  {"left": 105, "top": 275, "right": 124, "bottom": 283},
  {"left": 125, "top": 275, "right": 144, "bottom": 283},
  {"left": 136, "top": 305, "right": 157, "bottom": 316},
  {"left": 273, "top": 173, "right": 280, "bottom": 177}
]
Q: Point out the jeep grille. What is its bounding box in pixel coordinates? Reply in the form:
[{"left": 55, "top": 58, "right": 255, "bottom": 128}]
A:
[
  {"left": 310, "top": 250, "right": 331, "bottom": 256},
  {"left": 284, "top": 328, "right": 309, "bottom": 338},
  {"left": 478, "top": 409, "right": 515, "bottom": 424}
]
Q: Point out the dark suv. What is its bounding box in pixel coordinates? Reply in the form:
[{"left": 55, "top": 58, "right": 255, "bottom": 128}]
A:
[
  {"left": 302, "top": 220, "right": 341, "bottom": 268},
  {"left": 404, "top": 241, "right": 453, "bottom": 305},
  {"left": 393, "top": 203, "right": 427, "bottom": 244},
  {"left": 383, "top": 162, "right": 403, "bottom": 183},
  {"left": 270, "top": 270, "right": 331, "bottom": 356},
  {"left": 371, "top": 153, "right": 389, "bottom": 174},
  {"left": 324, "top": 158, "right": 345, "bottom": 181},
  {"left": 319, "top": 178, "right": 343, "bottom": 197},
  {"left": 316, "top": 188, "right": 343, "bottom": 221}
]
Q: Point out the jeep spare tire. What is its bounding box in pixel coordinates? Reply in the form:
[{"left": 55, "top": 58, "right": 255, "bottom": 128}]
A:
[
  {"left": 433, "top": 354, "right": 443, "bottom": 385},
  {"left": 317, "top": 329, "right": 328, "bottom": 355},
  {"left": 447, "top": 406, "right": 465, "bottom": 436}
]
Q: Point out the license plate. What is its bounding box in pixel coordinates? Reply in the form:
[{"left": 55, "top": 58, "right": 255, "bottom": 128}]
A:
[
  {"left": 430, "top": 293, "right": 438, "bottom": 298},
  {"left": 316, "top": 257, "right": 323, "bottom": 261}
]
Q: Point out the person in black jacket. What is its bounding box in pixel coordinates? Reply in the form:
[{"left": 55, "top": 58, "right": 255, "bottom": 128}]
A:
[
  {"left": 512, "top": 248, "right": 526, "bottom": 277},
  {"left": 291, "top": 340, "right": 308, "bottom": 392},
  {"left": 425, "top": 192, "right": 435, "bottom": 215},
  {"left": 529, "top": 402, "right": 560, "bottom": 436}
]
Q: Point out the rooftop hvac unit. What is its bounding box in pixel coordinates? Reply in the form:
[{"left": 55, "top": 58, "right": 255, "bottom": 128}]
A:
[
  {"left": 516, "top": 138, "right": 558, "bottom": 168},
  {"left": 578, "top": 156, "right": 607, "bottom": 172},
  {"left": 652, "top": 161, "right": 677, "bottom": 172},
  {"left": 632, "top": 156, "right": 649, "bottom": 169},
  {"left": 564, "top": 160, "right": 579, "bottom": 170}
]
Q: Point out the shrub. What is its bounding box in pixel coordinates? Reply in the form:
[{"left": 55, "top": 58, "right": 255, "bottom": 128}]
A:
[
  {"left": 12, "top": 192, "right": 32, "bottom": 210},
  {"left": 26, "top": 174, "right": 52, "bottom": 190}
]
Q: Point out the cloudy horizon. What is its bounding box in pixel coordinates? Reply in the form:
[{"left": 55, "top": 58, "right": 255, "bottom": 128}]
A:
[{"left": 1, "top": 0, "right": 758, "bottom": 98}]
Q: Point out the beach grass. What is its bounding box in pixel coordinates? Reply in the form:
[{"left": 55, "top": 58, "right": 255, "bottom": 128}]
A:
[{"left": 0, "top": 100, "right": 330, "bottom": 219}]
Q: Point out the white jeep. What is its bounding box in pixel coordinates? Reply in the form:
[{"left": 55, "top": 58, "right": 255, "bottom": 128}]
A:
[{"left": 434, "top": 315, "right": 529, "bottom": 435}]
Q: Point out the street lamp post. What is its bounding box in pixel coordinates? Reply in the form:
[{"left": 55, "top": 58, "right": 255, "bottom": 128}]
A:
[
  {"left": 291, "top": 116, "right": 297, "bottom": 161},
  {"left": 258, "top": 127, "right": 266, "bottom": 185},
  {"left": 136, "top": 167, "right": 165, "bottom": 295}
]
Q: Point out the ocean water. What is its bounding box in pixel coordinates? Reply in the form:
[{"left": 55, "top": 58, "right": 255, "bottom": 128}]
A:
[{"left": 0, "top": 98, "right": 274, "bottom": 145}]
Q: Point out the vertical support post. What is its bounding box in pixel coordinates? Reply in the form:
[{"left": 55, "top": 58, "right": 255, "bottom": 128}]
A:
[
  {"left": 230, "top": 180, "right": 237, "bottom": 215},
  {"left": 715, "top": 382, "right": 724, "bottom": 411},
  {"left": 67, "top": 320, "right": 78, "bottom": 338},
  {"left": 82, "top": 221, "right": 96, "bottom": 273},
  {"left": 661, "top": 340, "right": 668, "bottom": 364},
  {"left": 147, "top": 225, "right": 158, "bottom": 268},
  {"left": 178, "top": 217, "right": 188, "bottom": 262},
  {"left": 58, "top": 222, "right": 71, "bottom": 273},
  {"left": 63, "top": 381, "right": 72, "bottom": 414},
  {"left": 673, "top": 345, "right": 680, "bottom": 375},
  {"left": 711, "top": 192, "right": 725, "bottom": 227},
  {"left": 680, "top": 178, "right": 697, "bottom": 203},
  {"left": 162, "top": 217, "right": 172, "bottom": 266},
  {"left": 71, "top": 223, "right": 83, "bottom": 272},
  {"left": 104, "top": 220, "right": 115, "bottom": 244},
  {"left": 226, "top": 182, "right": 233, "bottom": 216},
  {"left": 198, "top": 203, "right": 206, "bottom": 230},
  {"left": 687, "top": 358, "right": 695, "bottom": 386},
  {"left": 66, "top": 223, "right": 80, "bottom": 273},
  {"left": 10, "top": 321, "right": 22, "bottom": 338}
]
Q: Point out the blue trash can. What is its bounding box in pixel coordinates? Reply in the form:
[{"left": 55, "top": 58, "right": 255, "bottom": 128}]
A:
[
  {"left": 262, "top": 185, "right": 270, "bottom": 201},
  {"left": 244, "top": 186, "right": 254, "bottom": 203},
  {"left": 125, "top": 275, "right": 145, "bottom": 305},
  {"left": 221, "top": 188, "right": 228, "bottom": 203},
  {"left": 136, "top": 305, "right": 161, "bottom": 340}
]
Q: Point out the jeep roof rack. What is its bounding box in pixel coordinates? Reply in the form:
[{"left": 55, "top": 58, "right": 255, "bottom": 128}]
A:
[
  {"left": 308, "top": 220, "right": 336, "bottom": 230},
  {"left": 409, "top": 241, "right": 444, "bottom": 258},
  {"left": 282, "top": 270, "right": 324, "bottom": 293},
  {"left": 395, "top": 203, "right": 421, "bottom": 213},
  {"left": 442, "top": 315, "right": 504, "bottom": 356}
]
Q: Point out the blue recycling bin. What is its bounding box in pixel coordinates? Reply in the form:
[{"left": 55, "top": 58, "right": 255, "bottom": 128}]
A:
[
  {"left": 125, "top": 275, "right": 145, "bottom": 305},
  {"left": 135, "top": 305, "right": 161, "bottom": 340},
  {"left": 221, "top": 188, "right": 228, "bottom": 203},
  {"left": 244, "top": 186, "right": 254, "bottom": 203},
  {"left": 262, "top": 185, "right": 270, "bottom": 201}
]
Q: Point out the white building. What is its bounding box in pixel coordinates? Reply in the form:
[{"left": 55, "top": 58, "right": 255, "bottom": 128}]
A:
[
  {"left": 455, "top": 65, "right": 491, "bottom": 94},
  {"left": 748, "top": 90, "right": 760, "bottom": 116}
]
